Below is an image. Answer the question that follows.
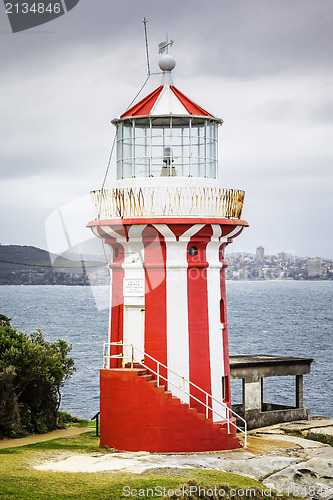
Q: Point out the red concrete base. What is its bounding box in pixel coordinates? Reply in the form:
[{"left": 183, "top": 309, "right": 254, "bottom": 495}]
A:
[{"left": 100, "top": 368, "right": 241, "bottom": 452}]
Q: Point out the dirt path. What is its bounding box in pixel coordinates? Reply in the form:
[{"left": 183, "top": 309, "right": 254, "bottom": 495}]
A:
[{"left": 0, "top": 425, "right": 93, "bottom": 449}]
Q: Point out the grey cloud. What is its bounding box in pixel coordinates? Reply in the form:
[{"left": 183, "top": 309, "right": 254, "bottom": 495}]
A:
[
  {"left": 310, "top": 99, "right": 333, "bottom": 123},
  {"left": 251, "top": 99, "right": 298, "bottom": 121},
  {"left": 1, "top": 0, "right": 332, "bottom": 78},
  {"left": 1, "top": 0, "right": 332, "bottom": 257}
]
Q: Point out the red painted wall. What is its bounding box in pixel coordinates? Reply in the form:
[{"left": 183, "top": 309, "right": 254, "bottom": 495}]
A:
[
  {"left": 142, "top": 225, "right": 168, "bottom": 381},
  {"left": 106, "top": 239, "right": 124, "bottom": 369},
  {"left": 187, "top": 231, "right": 212, "bottom": 415}
]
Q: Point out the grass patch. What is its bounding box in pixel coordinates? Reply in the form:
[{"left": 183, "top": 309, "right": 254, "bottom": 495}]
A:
[
  {"left": 160, "top": 472, "right": 301, "bottom": 499},
  {"left": 305, "top": 431, "right": 333, "bottom": 447},
  {"left": 281, "top": 428, "right": 303, "bottom": 438},
  {"left": 19, "top": 431, "right": 105, "bottom": 452},
  {"left": 0, "top": 432, "right": 301, "bottom": 500}
]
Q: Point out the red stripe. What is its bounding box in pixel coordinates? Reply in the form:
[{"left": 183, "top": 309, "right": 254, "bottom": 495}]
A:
[
  {"left": 121, "top": 86, "right": 163, "bottom": 118},
  {"left": 109, "top": 241, "right": 124, "bottom": 368},
  {"left": 170, "top": 86, "right": 214, "bottom": 117},
  {"left": 142, "top": 225, "right": 168, "bottom": 381},
  {"left": 187, "top": 232, "right": 212, "bottom": 415}
]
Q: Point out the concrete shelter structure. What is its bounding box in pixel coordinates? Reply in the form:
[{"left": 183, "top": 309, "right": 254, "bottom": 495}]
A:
[{"left": 230, "top": 355, "right": 314, "bottom": 430}]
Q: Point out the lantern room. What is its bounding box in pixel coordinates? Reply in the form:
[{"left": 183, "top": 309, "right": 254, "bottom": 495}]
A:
[{"left": 113, "top": 54, "right": 222, "bottom": 183}]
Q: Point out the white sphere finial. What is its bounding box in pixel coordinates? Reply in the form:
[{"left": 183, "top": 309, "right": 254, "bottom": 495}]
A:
[{"left": 159, "top": 54, "right": 176, "bottom": 72}]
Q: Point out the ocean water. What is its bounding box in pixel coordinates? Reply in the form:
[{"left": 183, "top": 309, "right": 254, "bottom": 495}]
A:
[
  {"left": 0, "top": 281, "right": 332, "bottom": 419},
  {"left": 227, "top": 281, "right": 333, "bottom": 416}
]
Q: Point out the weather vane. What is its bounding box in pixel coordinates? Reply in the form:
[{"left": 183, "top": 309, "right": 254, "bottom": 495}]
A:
[{"left": 158, "top": 34, "right": 174, "bottom": 54}]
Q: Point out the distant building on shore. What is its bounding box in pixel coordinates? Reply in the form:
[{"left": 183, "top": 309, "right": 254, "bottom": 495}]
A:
[
  {"left": 256, "top": 246, "right": 265, "bottom": 261},
  {"left": 308, "top": 258, "right": 322, "bottom": 277}
]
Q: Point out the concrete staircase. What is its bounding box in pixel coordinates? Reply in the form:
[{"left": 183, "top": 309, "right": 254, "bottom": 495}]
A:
[{"left": 100, "top": 367, "right": 241, "bottom": 452}]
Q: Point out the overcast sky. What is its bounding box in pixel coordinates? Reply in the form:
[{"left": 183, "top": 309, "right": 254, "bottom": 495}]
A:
[{"left": 1, "top": 0, "right": 332, "bottom": 258}]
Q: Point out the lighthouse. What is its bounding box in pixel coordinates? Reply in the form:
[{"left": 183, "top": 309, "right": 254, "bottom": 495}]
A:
[{"left": 87, "top": 46, "right": 248, "bottom": 452}]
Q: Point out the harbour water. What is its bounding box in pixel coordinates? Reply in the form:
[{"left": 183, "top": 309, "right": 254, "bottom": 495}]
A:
[{"left": 0, "top": 281, "right": 332, "bottom": 419}]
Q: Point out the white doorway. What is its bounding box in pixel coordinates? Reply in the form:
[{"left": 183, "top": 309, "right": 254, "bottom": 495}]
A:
[{"left": 123, "top": 306, "right": 145, "bottom": 364}]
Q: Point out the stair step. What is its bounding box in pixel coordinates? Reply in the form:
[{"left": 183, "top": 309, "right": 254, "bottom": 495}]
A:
[
  {"left": 125, "top": 362, "right": 143, "bottom": 369},
  {"left": 213, "top": 422, "right": 223, "bottom": 428},
  {"left": 155, "top": 385, "right": 167, "bottom": 394},
  {"left": 146, "top": 379, "right": 158, "bottom": 386},
  {"left": 195, "top": 412, "right": 206, "bottom": 421}
]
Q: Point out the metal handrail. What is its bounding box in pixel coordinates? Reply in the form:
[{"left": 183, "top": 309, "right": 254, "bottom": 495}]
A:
[{"left": 103, "top": 342, "right": 247, "bottom": 447}]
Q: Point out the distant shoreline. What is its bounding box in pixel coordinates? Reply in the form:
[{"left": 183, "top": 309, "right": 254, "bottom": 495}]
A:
[{"left": 1, "top": 278, "right": 332, "bottom": 286}]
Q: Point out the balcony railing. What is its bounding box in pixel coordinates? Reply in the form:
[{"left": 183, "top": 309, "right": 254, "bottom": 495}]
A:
[{"left": 91, "top": 186, "right": 245, "bottom": 219}]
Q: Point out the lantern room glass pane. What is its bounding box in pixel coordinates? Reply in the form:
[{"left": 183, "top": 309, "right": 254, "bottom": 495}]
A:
[
  {"left": 135, "top": 125, "right": 148, "bottom": 138},
  {"left": 122, "top": 160, "right": 132, "bottom": 178},
  {"left": 123, "top": 124, "right": 133, "bottom": 139},
  {"left": 152, "top": 144, "right": 164, "bottom": 160},
  {"left": 178, "top": 160, "right": 190, "bottom": 177},
  {"left": 122, "top": 141, "right": 132, "bottom": 161},
  {"left": 207, "top": 160, "right": 216, "bottom": 178},
  {"left": 134, "top": 158, "right": 150, "bottom": 177},
  {"left": 151, "top": 126, "right": 162, "bottom": 137},
  {"left": 151, "top": 161, "right": 162, "bottom": 177},
  {"left": 117, "top": 123, "right": 123, "bottom": 139},
  {"left": 134, "top": 143, "right": 148, "bottom": 158},
  {"left": 117, "top": 161, "right": 122, "bottom": 179}
]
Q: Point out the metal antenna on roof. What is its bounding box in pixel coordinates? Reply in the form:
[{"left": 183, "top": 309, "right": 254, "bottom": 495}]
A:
[
  {"left": 123, "top": 19, "right": 153, "bottom": 113},
  {"left": 143, "top": 18, "right": 151, "bottom": 76}
]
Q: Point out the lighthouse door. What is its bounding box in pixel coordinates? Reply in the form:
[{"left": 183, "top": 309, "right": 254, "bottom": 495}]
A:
[{"left": 123, "top": 306, "right": 145, "bottom": 363}]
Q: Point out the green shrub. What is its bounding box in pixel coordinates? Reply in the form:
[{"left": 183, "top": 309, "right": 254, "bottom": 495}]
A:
[
  {"left": 57, "top": 410, "right": 89, "bottom": 428},
  {"left": 0, "top": 315, "right": 75, "bottom": 438}
]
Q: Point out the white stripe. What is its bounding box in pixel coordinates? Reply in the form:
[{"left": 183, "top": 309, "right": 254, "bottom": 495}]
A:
[
  {"left": 179, "top": 224, "right": 205, "bottom": 240},
  {"left": 122, "top": 225, "right": 146, "bottom": 292},
  {"left": 91, "top": 227, "right": 101, "bottom": 239},
  {"left": 165, "top": 239, "right": 190, "bottom": 403},
  {"left": 98, "top": 226, "right": 127, "bottom": 243},
  {"left": 219, "top": 225, "right": 243, "bottom": 244},
  {"left": 150, "top": 86, "right": 189, "bottom": 116},
  {"left": 122, "top": 225, "right": 146, "bottom": 362},
  {"left": 206, "top": 225, "right": 226, "bottom": 420}
]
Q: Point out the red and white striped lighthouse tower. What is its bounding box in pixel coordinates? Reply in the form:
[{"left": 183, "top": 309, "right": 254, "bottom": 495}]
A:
[{"left": 88, "top": 47, "right": 248, "bottom": 452}]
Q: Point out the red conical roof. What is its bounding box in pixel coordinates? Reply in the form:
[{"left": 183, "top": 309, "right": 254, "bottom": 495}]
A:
[{"left": 121, "top": 85, "right": 214, "bottom": 119}]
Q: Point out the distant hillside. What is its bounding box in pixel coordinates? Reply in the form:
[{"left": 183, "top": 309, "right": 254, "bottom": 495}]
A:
[{"left": 0, "top": 245, "right": 106, "bottom": 285}]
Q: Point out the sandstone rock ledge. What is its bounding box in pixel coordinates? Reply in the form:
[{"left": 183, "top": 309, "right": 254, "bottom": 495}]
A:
[{"left": 32, "top": 417, "right": 333, "bottom": 499}]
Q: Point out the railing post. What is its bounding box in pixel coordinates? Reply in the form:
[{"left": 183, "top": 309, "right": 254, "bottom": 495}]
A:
[
  {"left": 182, "top": 377, "right": 186, "bottom": 399},
  {"left": 131, "top": 345, "right": 134, "bottom": 370},
  {"left": 227, "top": 406, "right": 230, "bottom": 433},
  {"left": 157, "top": 363, "right": 160, "bottom": 387},
  {"left": 206, "top": 394, "right": 208, "bottom": 419},
  {"left": 91, "top": 412, "right": 100, "bottom": 437}
]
